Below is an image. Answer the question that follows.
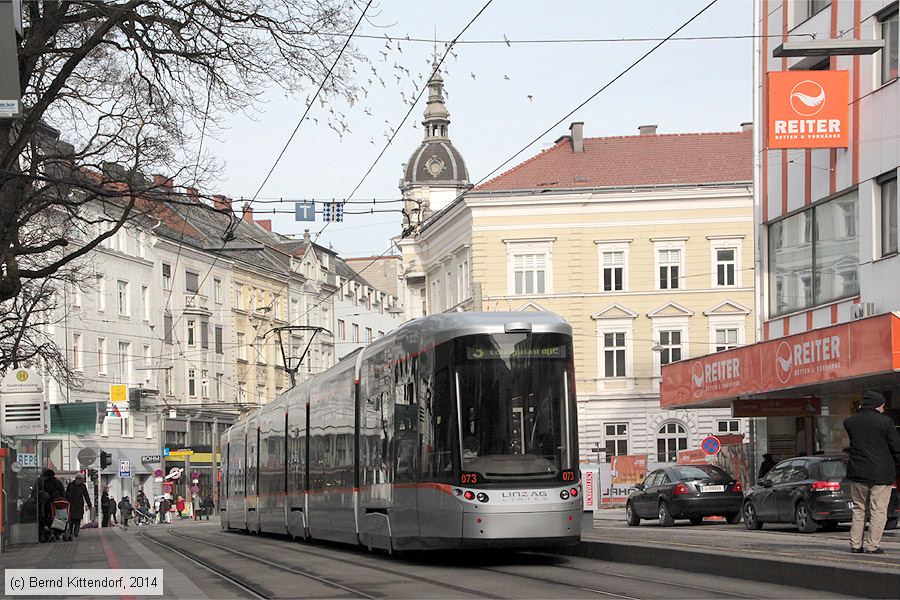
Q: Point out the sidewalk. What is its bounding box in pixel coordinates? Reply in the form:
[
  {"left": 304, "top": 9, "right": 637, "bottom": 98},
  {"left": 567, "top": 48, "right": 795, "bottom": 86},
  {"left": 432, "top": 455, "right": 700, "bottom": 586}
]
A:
[
  {"left": 0, "top": 519, "right": 226, "bottom": 598},
  {"left": 570, "top": 509, "right": 900, "bottom": 598}
]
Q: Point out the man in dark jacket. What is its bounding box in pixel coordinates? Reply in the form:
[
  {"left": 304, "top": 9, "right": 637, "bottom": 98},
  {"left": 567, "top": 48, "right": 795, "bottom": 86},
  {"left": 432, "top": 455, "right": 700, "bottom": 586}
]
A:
[
  {"left": 65, "top": 473, "right": 92, "bottom": 537},
  {"left": 33, "top": 469, "right": 65, "bottom": 542},
  {"left": 844, "top": 391, "right": 900, "bottom": 554}
]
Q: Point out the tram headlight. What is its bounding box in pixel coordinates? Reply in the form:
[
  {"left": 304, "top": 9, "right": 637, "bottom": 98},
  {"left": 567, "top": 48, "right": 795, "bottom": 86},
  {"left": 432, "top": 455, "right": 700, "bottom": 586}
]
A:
[
  {"left": 464, "top": 491, "right": 475, "bottom": 501},
  {"left": 453, "top": 488, "right": 463, "bottom": 496},
  {"left": 560, "top": 490, "right": 570, "bottom": 500},
  {"left": 476, "top": 492, "right": 489, "bottom": 503}
]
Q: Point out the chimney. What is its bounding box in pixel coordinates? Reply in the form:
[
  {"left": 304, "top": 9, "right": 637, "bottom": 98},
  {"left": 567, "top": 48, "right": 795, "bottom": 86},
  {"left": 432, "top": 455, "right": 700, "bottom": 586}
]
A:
[
  {"left": 186, "top": 187, "right": 199, "bottom": 202},
  {"left": 638, "top": 124, "right": 658, "bottom": 136},
  {"left": 303, "top": 229, "right": 311, "bottom": 243},
  {"left": 242, "top": 201, "right": 253, "bottom": 222},
  {"left": 152, "top": 174, "right": 173, "bottom": 189},
  {"left": 256, "top": 219, "right": 272, "bottom": 232},
  {"left": 569, "top": 122, "right": 584, "bottom": 153},
  {"left": 213, "top": 195, "right": 232, "bottom": 211},
  {"left": 101, "top": 161, "right": 127, "bottom": 181},
  {"left": 740, "top": 121, "right": 753, "bottom": 133}
]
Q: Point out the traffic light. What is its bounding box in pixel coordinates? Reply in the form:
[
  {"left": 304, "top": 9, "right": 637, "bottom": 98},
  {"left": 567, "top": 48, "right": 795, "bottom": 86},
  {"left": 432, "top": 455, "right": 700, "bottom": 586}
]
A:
[
  {"left": 99, "top": 451, "right": 111, "bottom": 470},
  {"left": 129, "top": 387, "right": 147, "bottom": 410},
  {"left": 88, "top": 468, "right": 98, "bottom": 481}
]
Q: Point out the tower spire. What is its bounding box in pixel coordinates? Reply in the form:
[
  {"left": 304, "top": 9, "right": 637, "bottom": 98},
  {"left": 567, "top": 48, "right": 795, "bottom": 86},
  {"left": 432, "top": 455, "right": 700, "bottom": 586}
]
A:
[{"left": 422, "top": 55, "right": 450, "bottom": 141}]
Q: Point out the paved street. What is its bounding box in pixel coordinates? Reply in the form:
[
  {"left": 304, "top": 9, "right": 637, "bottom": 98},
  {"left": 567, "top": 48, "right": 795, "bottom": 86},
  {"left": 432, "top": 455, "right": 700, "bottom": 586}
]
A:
[{"left": 2, "top": 517, "right": 897, "bottom": 599}]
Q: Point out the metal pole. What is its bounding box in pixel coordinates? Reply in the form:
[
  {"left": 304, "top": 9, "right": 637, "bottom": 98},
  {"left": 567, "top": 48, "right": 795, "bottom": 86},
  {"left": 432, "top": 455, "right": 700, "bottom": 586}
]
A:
[{"left": 211, "top": 416, "right": 218, "bottom": 506}]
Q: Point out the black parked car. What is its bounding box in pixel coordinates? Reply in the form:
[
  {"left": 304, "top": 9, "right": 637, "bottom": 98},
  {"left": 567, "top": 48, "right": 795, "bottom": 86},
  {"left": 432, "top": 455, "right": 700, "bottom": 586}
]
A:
[
  {"left": 626, "top": 465, "right": 744, "bottom": 526},
  {"left": 743, "top": 456, "right": 852, "bottom": 533}
]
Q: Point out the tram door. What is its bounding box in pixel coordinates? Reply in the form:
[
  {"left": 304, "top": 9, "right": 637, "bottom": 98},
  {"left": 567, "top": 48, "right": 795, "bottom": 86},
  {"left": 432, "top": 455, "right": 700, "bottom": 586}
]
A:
[{"left": 246, "top": 418, "right": 260, "bottom": 532}]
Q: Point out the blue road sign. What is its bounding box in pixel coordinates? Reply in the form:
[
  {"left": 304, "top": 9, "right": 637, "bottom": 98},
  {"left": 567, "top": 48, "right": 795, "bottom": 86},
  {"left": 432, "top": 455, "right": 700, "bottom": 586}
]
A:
[
  {"left": 701, "top": 435, "right": 721, "bottom": 455},
  {"left": 294, "top": 201, "right": 315, "bottom": 221},
  {"left": 162, "top": 447, "right": 170, "bottom": 456}
]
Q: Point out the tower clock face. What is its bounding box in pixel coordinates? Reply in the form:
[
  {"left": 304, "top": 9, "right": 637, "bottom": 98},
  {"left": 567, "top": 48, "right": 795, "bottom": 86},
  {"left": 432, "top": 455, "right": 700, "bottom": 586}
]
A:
[{"left": 424, "top": 155, "right": 446, "bottom": 177}]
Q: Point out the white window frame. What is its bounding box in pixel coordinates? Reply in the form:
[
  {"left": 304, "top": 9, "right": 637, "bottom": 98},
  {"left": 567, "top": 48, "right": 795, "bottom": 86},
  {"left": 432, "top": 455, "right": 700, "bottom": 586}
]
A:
[
  {"left": 216, "top": 373, "right": 224, "bottom": 402},
  {"left": 116, "top": 279, "right": 130, "bottom": 316},
  {"left": 714, "top": 328, "right": 740, "bottom": 352},
  {"left": 143, "top": 345, "right": 152, "bottom": 367},
  {"left": 162, "top": 263, "right": 171, "bottom": 290},
  {"left": 186, "top": 319, "right": 196, "bottom": 347},
  {"left": 235, "top": 285, "right": 243, "bottom": 309},
  {"left": 706, "top": 313, "right": 747, "bottom": 354},
  {"left": 709, "top": 236, "right": 743, "bottom": 288},
  {"left": 657, "top": 420, "right": 689, "bottom": 463},
  {"left": 596, "top": 240, "right": 630, "bottom": 293},
  {"left": 338, "top": 319, "right": 346, "bottom": 340},
  {"left": 878, "top": 171, "right": 898, "bottom": 257},
  {"left": 593, "top": 309, "right": 637, "bottom": 390},
  {"left": 201, "top": 369, "right": 209, "bottom": 399},
  {"left": 121, "top": 415, "right": 133, "bottom": 438},
  {"left": 72, "top": 333, "right": 83, "bottom": 371},
  {"left": 457, "top": 256, "right": 471, "bottom": 303},
  {"left": 141, "top": 285, "right": 150, "bottom": 321},
  {"left": 716, "top": 419, "right": 741, "bottom": 435},
  {"left": 213, "top": 278, "right": 222, "bottom": 303},
  {"left": 653, "top": 239, "right": 686, "bottom": 291},
  {"left": 236, "top": 332, "right": 246, "bottom": 361},
  {"left": 256, "top": 384, "right": 265, "bottom": 404},
  {"left": 188, "top": 368, "right": 197, "bottom": 397},
  {"left": 145, "top": 414, "right": 153, "bottom": 439},
  {"left": 650, "top": 314, "right": 690, "bottom": 378},
  {"left": 97, "top": 337, "right": 107, "bottom": 375},
  {"left": 505, "top": 238, "right": 555, "bottom": 296},
  {"left": 164, "top": 367, "right": 172, "bottom": 396},
  {"left": 118, "top": 341, "right": 131, "bottom": 382},
  {"left": 238, "top": 381, "right": 247, "bottom": 403},
  {"left": 602, "top": 331, "right": 627, "bottom": 378},
  {"left": 603, "top": 422, "right": 630, "bottom": 461},
  {"left": 431, "top": 278, "right": 441, "bottom": 313},
  {"left": 351, "top": 323, "right": 359, "bottom": 343},
  {"left": 96, "top": 276, "right": 106, "bottom": 312},
  {"left": 445, "top": 271, "right": 453, "bottom": 309},
  {"left": 878, "top": 5, "right": 898, "bottom": 86}
]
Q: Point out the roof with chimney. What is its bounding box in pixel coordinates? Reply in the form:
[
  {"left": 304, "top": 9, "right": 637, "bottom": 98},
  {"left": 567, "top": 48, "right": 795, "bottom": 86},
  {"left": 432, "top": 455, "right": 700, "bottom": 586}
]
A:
[{"left": 476, "top": 127, "right": 752, "bottom": 192}]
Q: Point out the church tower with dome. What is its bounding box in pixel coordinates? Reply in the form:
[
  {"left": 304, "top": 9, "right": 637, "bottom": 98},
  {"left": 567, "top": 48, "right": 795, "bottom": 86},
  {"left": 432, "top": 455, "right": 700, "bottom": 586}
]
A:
[{"left": 400, "top": 58, "right": 471, "bottom": 232}]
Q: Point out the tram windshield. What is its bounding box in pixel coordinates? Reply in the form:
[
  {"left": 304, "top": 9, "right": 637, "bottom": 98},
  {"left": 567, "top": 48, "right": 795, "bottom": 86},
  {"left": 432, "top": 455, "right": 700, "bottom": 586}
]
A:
[{"left": 454, "top": 333, "right": 575, "bottom": 481}]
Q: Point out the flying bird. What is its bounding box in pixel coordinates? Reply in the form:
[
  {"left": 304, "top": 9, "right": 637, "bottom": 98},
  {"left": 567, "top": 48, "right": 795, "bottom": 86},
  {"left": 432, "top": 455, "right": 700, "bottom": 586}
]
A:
[
  {"left": 527, "top": 95, "right": 533, "bottom": 102},
  {"left": 504, "top": 75, "right": 510, "bottom": 81},
  {"left": 470, "top": 72, "right": 476, "bottom": 80}
]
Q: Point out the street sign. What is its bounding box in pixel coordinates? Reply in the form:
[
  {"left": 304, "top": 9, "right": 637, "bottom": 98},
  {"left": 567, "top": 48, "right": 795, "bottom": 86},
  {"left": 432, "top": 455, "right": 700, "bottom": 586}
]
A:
[
  {"left": 0, "top": 367, "right": 49, "bottom": 436},
  {"left": 700, "top": 435, "right": 721, "bottom": 456},
  {"left": 166, "top": 467, "right": 183, "bottom": 480},
  {"left": 153, "top": 469, "right": 163, "bottom": 478},
  {"left": 0, "top": 100, "right": 20, "bottom": 118},
  {"left": 190, "top": 484, "right": 200, "bottom": 494},
  {"left": 119, "top": 459, "right": 132, "bottom": 478},
  {"left": 191, "top": 471, "right": 200, "bottom": 480},
  {"left": 77, "top": 448, "right": 97, "bottom": 467},
  {"left": 162, "top": 482, "right": 174, "bottom": 494},
  {"left": 141, "top": 455, "right": 161, "bottom": 463},
  {"left": 295, "top": 201, "right": 315, "bottom": 221},
  {"left": 109, "top": 384, "right": 127, "bottom": 403},
  {"left": 17, "top": 452, "right": 38, "bottom": 468},
  {"left": 162, "top": 447, "right": 170, "bottom": 456}
]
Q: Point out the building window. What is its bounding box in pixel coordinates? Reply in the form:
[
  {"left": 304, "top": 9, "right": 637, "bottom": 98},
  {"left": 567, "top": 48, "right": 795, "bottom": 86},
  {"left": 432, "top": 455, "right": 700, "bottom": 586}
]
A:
[
  {"left": 201, "top": 370, "right": 209, "bottom": 399},
  {"left": 658, "top": 249, "right": 681, "bottom": 290},
  {"left": 186, "top": 320, "right": 195, "bottom": 346},
  {"left": 338, "top": 319, "right": 345, "bottom": 340},
  {"left": 188, "top": 368, "right": 197, "bottom": 397},
  {"left": 162, "top": 263, "right": 171, "bottom": 290},
  {"left": 72, "top": 333, "right": 83, "bottom": 371},
  {"left": 657, "top": 422, "right": 688, "bottom": 463},
  {"left": 881, "top": 172, "right": 898, "bottom": 256},
  {"left": 716, "top": 420, "right": 741, "bottom": 434},
  {"left": 352, "top": 323, "right": 359, "bottom": 343},
  {"left": 365, "top": 327, "right": 373, "bottom": 344},
  {"left": 213, "top": 278, "right": 222, "bottom": 303},
  {"left": 164, "top": 368, "right": 172, "bottom": 396},
  {"left": 603, "top": 332, "right": 626, "bottom": 377},
  {"left": 215, "top": 326, "right": 223, "bottom": 354},
  {"left": 216, "top": 373, "right": 224, "bottom": 401},
  {"left": 256, "top": 336, "right": 266, "bottom": 364},
  {"left": 118, "top": 341, "right": 131, "bottom": 382},
  {"left": 237, "top": 332, "right": 246, "bottom": 361},
  {"left": 97, "top": 338, "right": 107, "bottom": 374},
  {"left": 238, "top": 382, "right": 247, "bottom": 403},
  {"left": 715, "top": 248, "right": 736, "bottom": 286},
  {"left": 769, "top": 191, "right": 858, "bottom": 316},
  {"left": 658, "top": 330, "right": 682, "bottom": 365},
  {"left": 201, "top": 321, "right": 209, "bottom": 349},
  {"left": 715, "top": 328, "right": 739, "bottom": 351},
  {"left": 121, "top": 416, "right": 133, "bottom": 438},
  {"left": 602, "top": 251, "right": 624, "bottom": 291},
  {"left": 141, "top": 285, "right": 149, "bottom": 320},
  {"left": 512, "top": 253, "right": 547, "bottom": 295},
  {"left": 143, "top": 345, "right": 152, "bottom": 367},
  {"left": 116, "top": 280, "right": 129, "bottom": 316},
  {"left": 96, "top": 276, "right": 106, "bottom": 312},
  {"left": 604, "top": 423, "right": 628, "bottom": 461},
  {"left": 185, "top": 271, "right": 199, "bottom": 294},
  {"left": 257, "top": 385, "right": 265, "bottom": 404},
  {"left": 457, "top": 259, "right": 470, "bottom": 302},
  {"left": 880, "top": 5, "right": 898, "bottom": 84},
  {"left": 235, "top": 285, "right": 243, "bottom": 308},
  {"left": 431, "top": 279, "right": 440, "bottom": 312},
  {"left": 164, "top": 313, "right": 173, "bottom": 345}
]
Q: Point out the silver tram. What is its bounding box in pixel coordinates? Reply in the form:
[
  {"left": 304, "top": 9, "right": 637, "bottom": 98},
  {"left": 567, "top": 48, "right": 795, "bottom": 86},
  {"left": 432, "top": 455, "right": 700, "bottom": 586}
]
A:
[{"left": 220, "top": 312, "right": 582, "bottom": 551}]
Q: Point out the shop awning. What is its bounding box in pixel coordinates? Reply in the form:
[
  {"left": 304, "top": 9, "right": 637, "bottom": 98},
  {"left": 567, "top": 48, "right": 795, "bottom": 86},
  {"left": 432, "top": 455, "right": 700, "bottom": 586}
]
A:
[
  {"left": 49, "top": 402, "right": 103, "bottom": 435},
  {"left": 661, "top": 313, "right": 900, "bottom": 409}
]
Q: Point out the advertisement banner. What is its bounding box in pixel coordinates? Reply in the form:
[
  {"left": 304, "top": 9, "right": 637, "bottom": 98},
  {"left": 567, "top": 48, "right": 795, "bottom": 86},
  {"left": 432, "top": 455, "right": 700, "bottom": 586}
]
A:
[
  {"left": 598, "top": 455, "right": 651, "bottom": 506},
  {"left": 767, "top": 70, "right": 849, "bottom": 149}
]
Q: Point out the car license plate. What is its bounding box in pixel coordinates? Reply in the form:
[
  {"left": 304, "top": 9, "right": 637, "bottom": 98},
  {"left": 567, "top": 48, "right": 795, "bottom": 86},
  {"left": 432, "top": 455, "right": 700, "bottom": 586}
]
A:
[{"left": 700, "top": 485, "right": 724, "bottom": 493}]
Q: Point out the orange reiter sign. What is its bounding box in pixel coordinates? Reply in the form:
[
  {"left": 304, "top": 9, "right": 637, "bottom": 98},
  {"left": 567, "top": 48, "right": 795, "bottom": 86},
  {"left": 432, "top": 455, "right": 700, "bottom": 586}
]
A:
[{"left": 767, "top": 70, "right": 849, "bottom": 149}]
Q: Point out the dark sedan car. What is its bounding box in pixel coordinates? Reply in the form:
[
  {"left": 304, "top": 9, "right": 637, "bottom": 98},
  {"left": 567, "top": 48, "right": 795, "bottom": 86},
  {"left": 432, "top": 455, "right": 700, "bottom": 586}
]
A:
[
  {"left": 744, "top": 456, "right": 899, "bottom": 533},
  {"left": 626, "top": 465, "right": 744, "bottom": 526}
]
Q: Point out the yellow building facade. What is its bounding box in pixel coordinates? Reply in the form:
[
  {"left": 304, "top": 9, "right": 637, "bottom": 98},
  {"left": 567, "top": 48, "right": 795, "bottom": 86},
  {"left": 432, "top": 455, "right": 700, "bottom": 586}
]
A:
[{"left": 400, "top": 123, "right": 755, "bottom": 463}]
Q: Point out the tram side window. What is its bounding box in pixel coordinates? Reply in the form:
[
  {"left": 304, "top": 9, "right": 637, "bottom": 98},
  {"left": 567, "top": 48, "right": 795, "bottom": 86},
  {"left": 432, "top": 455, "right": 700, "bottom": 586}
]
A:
[
  {"left": 421, "top": 361, "right": 453, "bottom": 480},
  {"left": 394, "top": 379, "right": 418, "bottom": 482}
]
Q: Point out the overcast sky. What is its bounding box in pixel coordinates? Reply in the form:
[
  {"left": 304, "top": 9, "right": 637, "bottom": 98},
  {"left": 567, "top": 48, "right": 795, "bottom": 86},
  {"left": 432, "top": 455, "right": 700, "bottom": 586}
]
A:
[{"left": 205, "top": 0, "right": 757, "bottom": 258}]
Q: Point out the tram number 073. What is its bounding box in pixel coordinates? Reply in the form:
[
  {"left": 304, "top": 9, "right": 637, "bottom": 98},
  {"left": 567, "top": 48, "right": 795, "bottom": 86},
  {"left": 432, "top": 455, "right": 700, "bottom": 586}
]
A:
[
  {"left": 460, "top": 472, "right": 479, "bottom": 485},
  {"left": 562, "top": 470, "right": 577, "bottom": 482}
]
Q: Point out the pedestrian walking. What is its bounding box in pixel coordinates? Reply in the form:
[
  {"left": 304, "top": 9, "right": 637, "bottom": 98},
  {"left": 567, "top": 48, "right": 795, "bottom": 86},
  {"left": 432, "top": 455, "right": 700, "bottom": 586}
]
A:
[
  {"left": 64, "top": 473, "right": 92, "bottom": 538},
  {"left": 101, "top": 489, "right": 111, "bottom": 528},
  {"left": 33, "top": 469, "right": 65, "bottom": 542},
  {"left": 109, "top": 495, "right": 118, "bottom": 525},
  {"left": 758, "top": 453, "right": 776, "bottom": 480},
  {"left": 192, "top": 494, "right": 201, "bottom": 521},
  {"left": 159, "top": 497, "right": 172, "bottom": 524},
  {"left": 176, "top": 495, "right": 185, "bottom": 519},
  {"left": 201, "top": 494, "right": 214, "bottom": 521},
  {"left": 118, "top": 496, "right": 133, "bottom": 529},
  {"left": 844, "top": 390, "right": 900, "bottom": 554}
]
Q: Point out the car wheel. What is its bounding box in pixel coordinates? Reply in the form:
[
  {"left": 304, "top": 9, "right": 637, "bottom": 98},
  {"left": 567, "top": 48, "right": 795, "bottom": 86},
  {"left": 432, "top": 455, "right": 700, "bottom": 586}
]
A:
[
  {"left": 625, "top": 502, "right": 641, "bottom": 526},
  {"left": 885, "top": 517, "right": 897, "bottom": 531},
  {"left": 725, "top": 512, "right": 741, "bottom": 524},
  {"left": 689, "top": 516, "right": 703, "bottom": 525},
  {"left": 743, "top": 501, "right": 763, "bottom": 530},
  {"left": 795, "top": 501, "right": 818, "bottom": 533},
  {"left": 658, "top": 501, "right": 675, "bottom": 527}
]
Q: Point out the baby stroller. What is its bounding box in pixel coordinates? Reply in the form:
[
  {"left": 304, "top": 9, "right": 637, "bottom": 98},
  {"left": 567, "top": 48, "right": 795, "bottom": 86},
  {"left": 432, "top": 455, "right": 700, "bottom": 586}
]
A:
[
  {"left": 135, "top": 506, "right": 155, "bottom": 527},
  {"left": 46, "top": 499, "right": 73, "bottom": 542}
]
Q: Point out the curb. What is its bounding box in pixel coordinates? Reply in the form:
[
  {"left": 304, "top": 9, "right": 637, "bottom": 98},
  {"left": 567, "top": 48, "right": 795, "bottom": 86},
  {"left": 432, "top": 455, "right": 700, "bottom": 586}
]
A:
[{"left": 558, "top": 540, "right": 900, "bottom": 599}]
